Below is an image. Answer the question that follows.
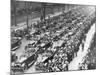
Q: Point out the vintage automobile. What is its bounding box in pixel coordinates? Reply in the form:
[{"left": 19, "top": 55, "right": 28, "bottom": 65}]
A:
[
  {"left": 11, "top": 53, "right": 38, "bottom": 73},
  {"left": 25, "top": 41, "right": 37, "bottom": 50},
  {"left": 35, "top": 50, "right": 58, "bottom": 71},
  {"left": 11, "top": 37, "right": 22, "bottom": 51},
  {"left": 11, "top": 52, "right": 18, "bottom": 63},
  {"left": 35, "top": 62, "right": 47, "bottom": 71},
  {"left": 35, "top": 52, "right": 53, "bottom": 71}
]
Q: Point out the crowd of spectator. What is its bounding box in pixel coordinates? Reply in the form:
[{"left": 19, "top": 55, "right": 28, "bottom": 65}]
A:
[{"left": 11, "top": 6, "right": 96, "bottom": 72}]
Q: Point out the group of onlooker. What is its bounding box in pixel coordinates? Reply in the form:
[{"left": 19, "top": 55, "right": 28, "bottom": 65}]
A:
[{"left": 11, "top": 6, "right": 96, "bottom": 72}]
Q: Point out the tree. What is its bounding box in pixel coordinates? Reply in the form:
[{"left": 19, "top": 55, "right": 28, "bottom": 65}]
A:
[
  {"left": 41, "top": 3, "right": 46, "bottom": 21},
  {"left": 25, "top": 2, "right": 29, "bottom": 34},
  {"left": 11, "top": 0, "right": 17, "bottom": 26}
]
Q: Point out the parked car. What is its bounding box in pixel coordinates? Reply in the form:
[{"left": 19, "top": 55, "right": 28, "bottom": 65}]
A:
[
  {"left": 11, "top": 53, "right": 38, "bottom": 73},
  {"left": 11, "top": 37, "right": 22, "bottom": 51}
]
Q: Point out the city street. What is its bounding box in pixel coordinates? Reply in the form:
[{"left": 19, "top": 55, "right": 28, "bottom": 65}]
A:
[{"left": 11, "top": 1, "right": 96, "bottom": 74}]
